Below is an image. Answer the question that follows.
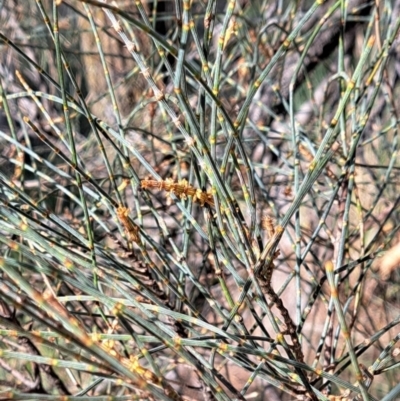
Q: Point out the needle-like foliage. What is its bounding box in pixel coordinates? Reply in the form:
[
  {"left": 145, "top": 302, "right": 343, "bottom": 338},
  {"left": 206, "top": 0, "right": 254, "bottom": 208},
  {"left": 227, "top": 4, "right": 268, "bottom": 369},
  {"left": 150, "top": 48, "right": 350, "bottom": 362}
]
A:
[{"left": 0, "top": 1, "right": 400, "bottom": 400}]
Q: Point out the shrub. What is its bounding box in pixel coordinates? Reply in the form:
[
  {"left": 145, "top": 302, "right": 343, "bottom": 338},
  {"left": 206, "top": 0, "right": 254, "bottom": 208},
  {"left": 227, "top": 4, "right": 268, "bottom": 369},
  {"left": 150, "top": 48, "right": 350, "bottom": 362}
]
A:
[{"left": 0, "top": 1, "right": 399, "bottom": 400}]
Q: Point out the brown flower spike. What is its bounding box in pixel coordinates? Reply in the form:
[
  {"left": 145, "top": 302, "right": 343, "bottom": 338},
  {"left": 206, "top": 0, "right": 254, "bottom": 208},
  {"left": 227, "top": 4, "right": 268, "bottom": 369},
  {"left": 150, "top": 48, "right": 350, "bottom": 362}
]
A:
[
  {"left": 141, "top": 178, "right": 214, "bottom": 207},
  {"left": 116, "top": 206, "right": 141, "bottom": 244}
]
